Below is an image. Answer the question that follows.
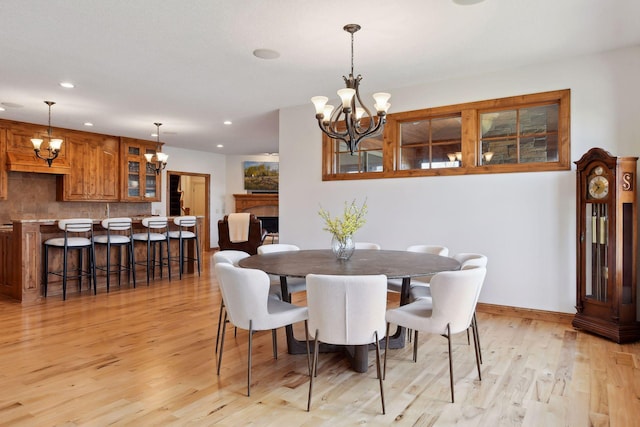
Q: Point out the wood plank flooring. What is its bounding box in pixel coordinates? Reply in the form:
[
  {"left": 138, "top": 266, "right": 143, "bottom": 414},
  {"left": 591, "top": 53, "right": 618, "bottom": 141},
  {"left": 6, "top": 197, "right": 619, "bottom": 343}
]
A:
[{"left": 1, "top": 253, "right": 639, "bottom": 426}]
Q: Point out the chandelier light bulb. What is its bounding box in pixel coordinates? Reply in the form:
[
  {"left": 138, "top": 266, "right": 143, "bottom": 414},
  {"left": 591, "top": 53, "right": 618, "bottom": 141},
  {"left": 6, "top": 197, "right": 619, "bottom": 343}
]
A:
[
  {"left": 373, "top": 92, "right": 391, "bottom": 112},
  {"left": 337, "top": 88, "right": 356, "bottom": 109},
  {"left": 31, "top": 138, "right": 44, "bottom": 150},
  {"left": 311, "top": 96, "right": 329, "bottom": 115},
  {"left": 322, "top": 105, "right": 335, "bottom": 122}
]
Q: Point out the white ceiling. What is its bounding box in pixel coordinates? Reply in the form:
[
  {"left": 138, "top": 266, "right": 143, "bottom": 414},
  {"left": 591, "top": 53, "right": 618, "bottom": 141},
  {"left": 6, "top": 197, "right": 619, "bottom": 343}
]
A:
[{"left": 1, "top": 0, "right": 639, "bottom": 155}]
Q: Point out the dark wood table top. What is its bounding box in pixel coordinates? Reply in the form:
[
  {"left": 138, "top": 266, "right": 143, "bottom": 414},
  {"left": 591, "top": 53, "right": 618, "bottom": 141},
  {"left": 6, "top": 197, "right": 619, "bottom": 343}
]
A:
[{"left": 238, "top": 249, "right": 460, "bottom": 279}]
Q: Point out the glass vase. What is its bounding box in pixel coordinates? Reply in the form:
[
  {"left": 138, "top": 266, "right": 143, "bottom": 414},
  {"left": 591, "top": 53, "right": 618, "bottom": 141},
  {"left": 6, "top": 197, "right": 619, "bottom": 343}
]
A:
[{"left": 331, "top": 235, "right": 355, "bottom": 260}]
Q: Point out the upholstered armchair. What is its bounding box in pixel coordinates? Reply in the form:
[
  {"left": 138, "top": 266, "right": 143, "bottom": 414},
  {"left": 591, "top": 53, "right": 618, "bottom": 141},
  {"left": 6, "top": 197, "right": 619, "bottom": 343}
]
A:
[{"left": 217, "top": 214, "right": 267, "bottom": 255}]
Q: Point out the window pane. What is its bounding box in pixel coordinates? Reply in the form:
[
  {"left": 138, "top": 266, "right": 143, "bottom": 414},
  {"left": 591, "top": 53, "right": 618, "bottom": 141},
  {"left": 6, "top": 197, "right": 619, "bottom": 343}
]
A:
[
  {"left": 400, "top": 116, "right": 461, "bottom": 170},
  {"left": 337, "top": 152, "right": 360, "bottom": 173},
  {"left": 364, "top": 151, "right": 383, "bottom": 172},
  {"left": 359, "top": 134, "right": 383, "bottom": 151},
  {"left": 519, "top": 104, "right": 558, "bottom": 135},
  {"left": 481, "top": 111, "right": 516, "bottom": 138},
  {"left": 519, "top": 135, "right": 558, "bottom": 163},
  {"left": 483, "top": 138, "right": 517, "bottom": 164}
]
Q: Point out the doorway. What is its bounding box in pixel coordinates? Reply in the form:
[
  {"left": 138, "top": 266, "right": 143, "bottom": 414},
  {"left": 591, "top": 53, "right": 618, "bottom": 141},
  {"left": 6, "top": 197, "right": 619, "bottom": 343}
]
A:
[{"left": 166, "top": 171, "right": 211, "bottom": 250}]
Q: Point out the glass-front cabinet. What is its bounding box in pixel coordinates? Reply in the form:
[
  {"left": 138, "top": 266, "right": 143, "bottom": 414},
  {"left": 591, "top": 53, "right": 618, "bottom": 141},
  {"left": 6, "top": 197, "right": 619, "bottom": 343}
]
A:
[{"left": 120, "top": 137, "right": 161, "bottom": 202}]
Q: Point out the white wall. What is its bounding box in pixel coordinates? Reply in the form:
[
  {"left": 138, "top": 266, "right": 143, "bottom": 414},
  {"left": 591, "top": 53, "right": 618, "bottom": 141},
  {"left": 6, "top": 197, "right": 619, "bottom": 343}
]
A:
[
  {"left": 151, "top": 146, "right": 226, "bottom": 248},
  {"left": 279, "top": 45, "right": 640, "bottom": 314}
]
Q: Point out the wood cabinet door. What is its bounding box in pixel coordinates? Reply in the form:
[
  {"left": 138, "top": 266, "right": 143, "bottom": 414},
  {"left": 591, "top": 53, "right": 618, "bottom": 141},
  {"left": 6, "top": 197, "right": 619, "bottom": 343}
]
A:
[
  {"left": 120, "top": 138, "right": 161, "bottom": 202},
  {"left": 57, "top": 134, "right": 119, "bottom": 201}
]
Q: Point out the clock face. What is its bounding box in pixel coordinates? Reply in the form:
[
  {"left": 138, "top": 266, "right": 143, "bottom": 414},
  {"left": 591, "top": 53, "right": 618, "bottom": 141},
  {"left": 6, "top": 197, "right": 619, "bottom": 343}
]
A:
[{"left": 588, "top": 175, "right": 609, "bottom": 199}]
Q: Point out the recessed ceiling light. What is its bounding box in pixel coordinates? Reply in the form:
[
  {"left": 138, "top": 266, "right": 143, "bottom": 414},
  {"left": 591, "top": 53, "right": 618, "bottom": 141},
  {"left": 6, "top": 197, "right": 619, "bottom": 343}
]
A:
[
  {"left": 59, "top": 82, "right": 75, "bottom": 88},
  {"left": 223, "top": 120, "right": 232, "bottom": 125},
  {"left": 217, "top": 144, "right": 224, "bottom": 148},
  {"left": 84, "top": 122, "right": 93, "bottom": 127},
  {"left": 253, "top": 49, "right": 280, "bottom": 60},
  {"left": 452, "top": 0, "right": 485, "bottom": 5},
  {"left": 0, "top": 106, "right": 5, "bottom": 112},
  {"left": 151, "top": 133, "right": 158, "bottom": 137}
]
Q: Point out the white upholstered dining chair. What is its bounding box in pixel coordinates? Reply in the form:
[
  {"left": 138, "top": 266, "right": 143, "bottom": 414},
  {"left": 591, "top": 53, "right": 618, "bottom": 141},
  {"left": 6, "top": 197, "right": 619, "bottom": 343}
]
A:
[
  {"left": 410, "top": 253, "right": 488, "bottom": 362},
  {"left": 354, "top": 242, "right": 381, "bottom": 250},
  {"left": 305, "top": 273, "right": 387, "bottom": 414},
  {"left": 384, "top": 267, "right": 486, "bottom": 403},
  {"left": 214, "top": 263, "right": 308, "bottom": 396},
  {"left": 386, "top": 244, "right": 449, "bottom": 293},
  {"left": 257, "top": 243, "right": 307, "bottom": 299}
]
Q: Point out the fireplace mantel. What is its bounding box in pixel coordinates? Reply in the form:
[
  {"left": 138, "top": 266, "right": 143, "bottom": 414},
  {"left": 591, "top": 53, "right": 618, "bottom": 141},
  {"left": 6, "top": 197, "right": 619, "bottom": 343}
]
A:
[{"left": 233, "top": 193, "right": 279, "bottom": 215}]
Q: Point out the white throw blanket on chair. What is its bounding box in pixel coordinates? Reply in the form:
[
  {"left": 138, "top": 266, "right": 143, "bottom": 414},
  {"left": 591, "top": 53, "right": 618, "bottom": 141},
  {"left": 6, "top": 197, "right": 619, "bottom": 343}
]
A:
[{"left": 228, "top": 213, "right": 251, "bottom": 243}]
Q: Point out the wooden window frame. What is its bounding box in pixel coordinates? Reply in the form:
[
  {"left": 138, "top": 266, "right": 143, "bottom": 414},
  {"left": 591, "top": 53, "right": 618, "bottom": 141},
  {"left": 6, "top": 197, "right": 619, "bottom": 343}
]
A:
[{"left": 322, "top": 89, "right": 570, "bottom": 181}]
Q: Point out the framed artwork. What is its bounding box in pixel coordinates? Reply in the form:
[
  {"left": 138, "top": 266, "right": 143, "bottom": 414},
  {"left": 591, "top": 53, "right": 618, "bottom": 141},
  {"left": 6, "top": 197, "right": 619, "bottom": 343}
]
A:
[{"left": 243, "top": 161, "right": 279, "bottom": 192}]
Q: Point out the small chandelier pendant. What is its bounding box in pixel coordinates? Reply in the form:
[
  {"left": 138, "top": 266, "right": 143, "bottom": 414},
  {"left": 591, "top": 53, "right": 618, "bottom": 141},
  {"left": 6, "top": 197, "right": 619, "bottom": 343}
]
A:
[
  {"left": 31, "top": 100, "right": 63, "bottom": 167},
  {"left": 311, "top": 24, "right": 391, "bottom": 155},
  {"left": 144, "top": 122, "right": 169, "bottom": 174}
]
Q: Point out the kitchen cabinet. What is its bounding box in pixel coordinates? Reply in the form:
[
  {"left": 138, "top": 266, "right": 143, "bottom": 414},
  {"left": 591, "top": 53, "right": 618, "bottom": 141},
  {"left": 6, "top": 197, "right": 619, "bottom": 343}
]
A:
[
  {"left": 56, "top": 133, "right": 119, "bottom": 201},
  {"left": 120, "top": 137, "right": 161, "bottom": 202}
]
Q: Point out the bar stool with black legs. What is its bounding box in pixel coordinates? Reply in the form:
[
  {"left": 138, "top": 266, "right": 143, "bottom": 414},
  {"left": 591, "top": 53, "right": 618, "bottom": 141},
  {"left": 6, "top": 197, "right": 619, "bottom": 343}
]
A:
[
  {"left": 132, "top": 216, "right": 171, "bottom": 285},
  {"left": 166, "top": 215, "right": 200, "bottom": 279},
  {"left": 93, "top": 217, "right": 136, "bottom": 292},
  {"left": 43, "top": 218, "right": 97, "bottom": 300}
]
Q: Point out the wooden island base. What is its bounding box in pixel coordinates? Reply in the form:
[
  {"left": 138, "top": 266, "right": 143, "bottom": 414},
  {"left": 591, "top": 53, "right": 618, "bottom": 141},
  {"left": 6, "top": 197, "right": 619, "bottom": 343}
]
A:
[{"left": 0, "top": 217, "right": 204, "bottom": 304}]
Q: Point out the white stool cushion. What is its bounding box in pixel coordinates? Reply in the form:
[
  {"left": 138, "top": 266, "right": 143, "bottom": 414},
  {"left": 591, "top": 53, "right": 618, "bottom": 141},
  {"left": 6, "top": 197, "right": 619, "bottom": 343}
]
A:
[
  {"left": 93, "top": 235, "right": 131, "bottom": 244},
  {"left": 45, "top": 237, "right": 92, "bottom": 247},
  {"left": 166, "top": 230, "right": 196, "bottom": 239},
  {"left": 132, "top": 232, "right": 167, "bottom": 242}
]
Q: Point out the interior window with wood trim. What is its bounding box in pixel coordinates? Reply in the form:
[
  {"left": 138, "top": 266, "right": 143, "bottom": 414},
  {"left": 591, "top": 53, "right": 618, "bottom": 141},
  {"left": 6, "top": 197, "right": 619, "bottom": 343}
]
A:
[{"left": 321, "top": 89, "right": 570, "bottom": 180}]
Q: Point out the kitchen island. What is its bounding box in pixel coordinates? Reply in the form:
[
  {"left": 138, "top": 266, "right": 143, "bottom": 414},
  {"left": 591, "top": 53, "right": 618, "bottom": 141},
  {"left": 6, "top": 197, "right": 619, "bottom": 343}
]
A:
[{"left": 0, "top": 217, "right": 204, "bottom": 304}]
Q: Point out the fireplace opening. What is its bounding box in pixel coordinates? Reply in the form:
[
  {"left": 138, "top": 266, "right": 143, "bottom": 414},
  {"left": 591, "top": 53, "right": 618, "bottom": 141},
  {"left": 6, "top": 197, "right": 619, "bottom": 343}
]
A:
[{"left": 258, "top": 216, "right": 279, "bottom": 234}]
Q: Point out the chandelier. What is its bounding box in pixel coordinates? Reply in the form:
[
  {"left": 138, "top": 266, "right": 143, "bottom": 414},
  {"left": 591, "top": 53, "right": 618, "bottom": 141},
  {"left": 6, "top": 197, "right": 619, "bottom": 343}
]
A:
[
  {"left": 144, "top": 122, "right": 169, "bottom": 174},
  {"left": 31, "top": 101, "right": 63, "bottom": 167},
  {"left": 311, "top": 24, "right": 391, "bottom": 154}
]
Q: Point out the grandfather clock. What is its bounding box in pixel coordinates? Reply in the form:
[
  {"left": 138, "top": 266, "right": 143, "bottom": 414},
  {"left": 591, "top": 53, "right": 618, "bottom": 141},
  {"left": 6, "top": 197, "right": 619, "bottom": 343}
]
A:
[{"left": 573, "top": 147, "right": 640, "bottom": 343}]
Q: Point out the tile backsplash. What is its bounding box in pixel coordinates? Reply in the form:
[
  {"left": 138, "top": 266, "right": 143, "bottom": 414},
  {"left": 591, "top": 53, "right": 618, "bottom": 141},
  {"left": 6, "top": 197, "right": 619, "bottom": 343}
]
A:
[{"left": 0, "top": 172, "right": 152, "bottom": 224}]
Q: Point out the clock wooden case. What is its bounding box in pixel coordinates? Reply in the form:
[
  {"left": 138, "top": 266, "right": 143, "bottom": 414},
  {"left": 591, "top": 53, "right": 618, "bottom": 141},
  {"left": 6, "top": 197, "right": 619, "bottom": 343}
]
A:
[{"left": 573, "top": 147, "right": 640, "bottom": 343}]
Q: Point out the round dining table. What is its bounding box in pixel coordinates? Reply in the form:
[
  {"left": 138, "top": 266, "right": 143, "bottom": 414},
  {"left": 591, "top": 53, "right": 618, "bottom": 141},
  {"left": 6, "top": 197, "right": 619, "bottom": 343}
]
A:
[{"left": 238, "top": 249, "right": 460, "bottom": 372}]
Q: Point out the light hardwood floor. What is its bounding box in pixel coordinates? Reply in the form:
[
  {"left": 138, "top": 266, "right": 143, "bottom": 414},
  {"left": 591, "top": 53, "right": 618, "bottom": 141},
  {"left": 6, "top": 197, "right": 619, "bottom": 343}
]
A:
[{"left": 1, "top": 253, "right": 639, "bottom": 426}]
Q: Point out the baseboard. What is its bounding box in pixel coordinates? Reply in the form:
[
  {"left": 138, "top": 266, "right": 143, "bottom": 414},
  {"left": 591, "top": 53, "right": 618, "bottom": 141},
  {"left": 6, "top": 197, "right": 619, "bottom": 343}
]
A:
[{"left": 477, "top": 302, "right": 574, "bottom": 325}]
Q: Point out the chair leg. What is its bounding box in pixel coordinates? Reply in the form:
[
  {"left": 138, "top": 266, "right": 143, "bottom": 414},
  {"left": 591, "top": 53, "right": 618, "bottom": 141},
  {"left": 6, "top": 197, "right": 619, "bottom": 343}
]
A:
[
  {"left": 77, "top": 247, "right": 83, "bottom": 292},
  {"left": 446, "top": 324, "right": 454, "bottom": 403},
  {"left": 304, "top": 320, "right": 311, "bottom": 376},
  {"left": 195, "top": 234, "right": 201, "bottom": 276},
  {"left": 43, "top": 245, "right": 49, "bottom": 297},
  {"left": 106, "top": 242, "right": 111, "bottom": 293},
  {"left": 271, "top": 329, "right": 278, "bottom": 359},
  {"left": 166, "top": 239, "right": 172, "bottom": 281},
  {"left": 413, "top": 330, "right": 419, "bottom": 363},
  {"left": 215, "top": 300, "right": 225, "bottom": 353},
  {"left": 471, "top": 318, "right": 482, "bottom": 381},
  {"left": 374, "top": 331, "right": 385, "bottom": 415},
  {"left": 216, "top": 311, "right": 228, "bottom": 375},
  {"left": 178, "top": 237, "right": 183, "bottom": 279},
  {"left": 473, "top": 312, "right": 483, "bottom": 364},
  {"left": 62, "top": 245, "right": 68, "bottom": 300},
  {"left": 383, "top": 322, "right": 390, "bottom": 380},
  {"left": 129, "top": 240, "right": 136, "bottom": 288},
  {"left": 247, "top": 320, "right": 253, "bottom": 397},
  {"left": 307, "top": 330, "right": 320, "bottom": 411}
]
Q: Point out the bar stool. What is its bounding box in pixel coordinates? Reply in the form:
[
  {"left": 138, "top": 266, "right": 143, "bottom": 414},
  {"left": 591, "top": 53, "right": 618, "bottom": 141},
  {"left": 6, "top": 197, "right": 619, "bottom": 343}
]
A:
[
  {"left": 93, "top": 217, "right": 136, "bottom": 292},
  {"left": 166, "top": 215, "right": 200, "bottom": 279},
  {"left": 132, "top": 217, "right": 171, "bottom": 285},
  {"left": 43, "top": 218, "right": 97, "bottom": 300}
]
